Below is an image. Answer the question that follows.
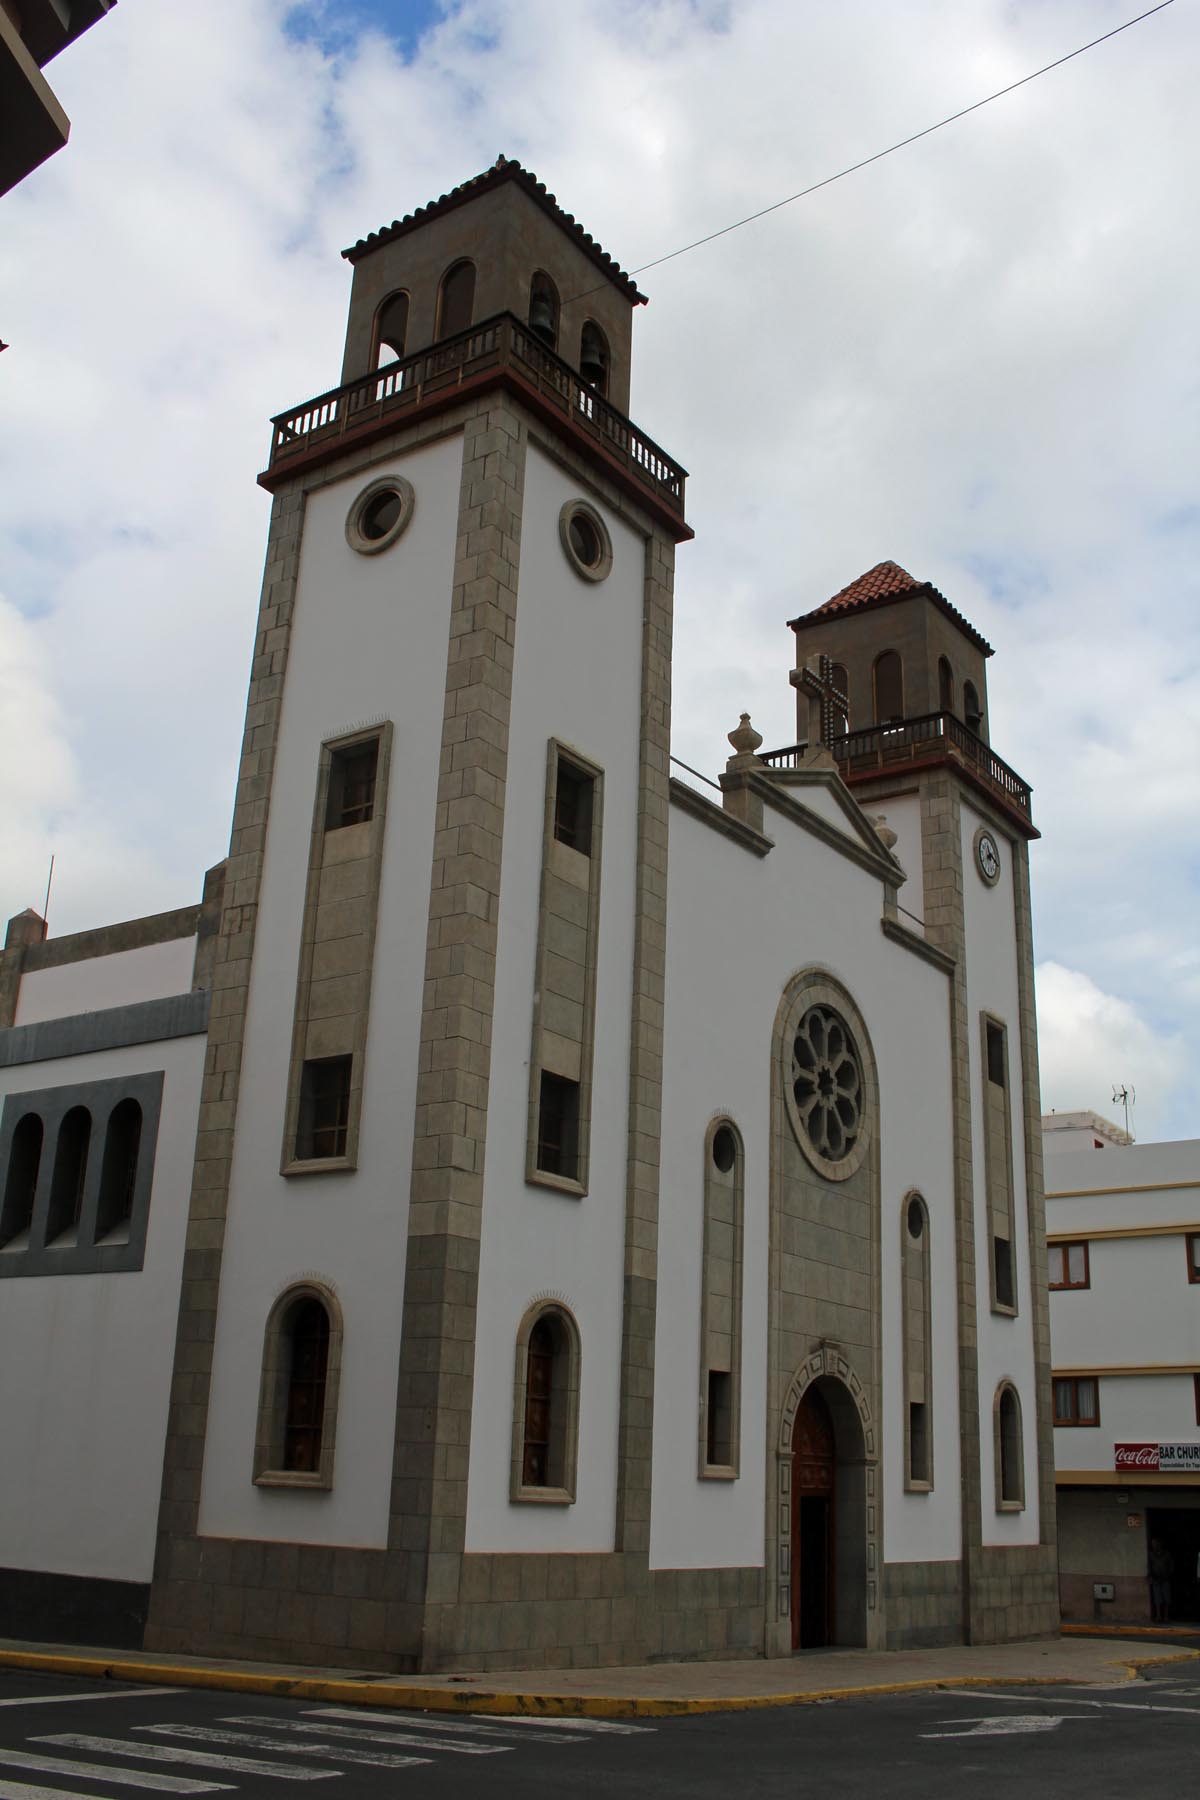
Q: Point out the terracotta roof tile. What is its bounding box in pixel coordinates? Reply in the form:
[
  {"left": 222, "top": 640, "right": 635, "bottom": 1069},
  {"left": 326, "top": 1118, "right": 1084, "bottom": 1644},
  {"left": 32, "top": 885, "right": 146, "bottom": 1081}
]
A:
[
  {"left": 342, "top": 155, "right": 648, "bottom": 303},
  {"left": 788, "top": 560, "right": 992, "bottom": 656}
]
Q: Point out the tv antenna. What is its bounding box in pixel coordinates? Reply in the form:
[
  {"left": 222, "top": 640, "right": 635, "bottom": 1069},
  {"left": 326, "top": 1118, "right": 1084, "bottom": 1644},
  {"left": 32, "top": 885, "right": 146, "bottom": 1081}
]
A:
[{"left": 1111, "top": 1083, "right": 1136, "bottom": 1140}]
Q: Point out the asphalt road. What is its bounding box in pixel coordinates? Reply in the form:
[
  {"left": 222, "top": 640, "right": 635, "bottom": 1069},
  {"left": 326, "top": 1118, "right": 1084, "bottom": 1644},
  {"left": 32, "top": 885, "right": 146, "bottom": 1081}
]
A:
[{"left": 1, "top": 1660, "right": 1199, "bottom": 1799}]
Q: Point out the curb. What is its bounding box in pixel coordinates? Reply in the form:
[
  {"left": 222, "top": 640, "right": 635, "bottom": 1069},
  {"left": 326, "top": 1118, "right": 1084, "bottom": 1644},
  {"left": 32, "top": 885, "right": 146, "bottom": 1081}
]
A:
[{"left": 1, "top": 1644, "right": 1197, "bottom": 1718}]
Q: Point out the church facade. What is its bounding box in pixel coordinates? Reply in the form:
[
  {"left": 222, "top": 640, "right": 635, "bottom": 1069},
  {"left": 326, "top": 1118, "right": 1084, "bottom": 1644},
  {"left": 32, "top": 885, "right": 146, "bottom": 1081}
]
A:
[{"left": 0, "top": 158, "right": 1058, "bottom": 1670}]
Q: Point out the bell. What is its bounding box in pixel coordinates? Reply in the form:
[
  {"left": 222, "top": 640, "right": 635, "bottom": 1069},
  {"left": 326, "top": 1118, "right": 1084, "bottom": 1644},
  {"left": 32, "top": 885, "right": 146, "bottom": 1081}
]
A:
[
  {"left": 529, "top": 295, "right": 556, "bottom": 345},
  {"left": 579, "top": 351, "right": 606, "bottom": 391}
]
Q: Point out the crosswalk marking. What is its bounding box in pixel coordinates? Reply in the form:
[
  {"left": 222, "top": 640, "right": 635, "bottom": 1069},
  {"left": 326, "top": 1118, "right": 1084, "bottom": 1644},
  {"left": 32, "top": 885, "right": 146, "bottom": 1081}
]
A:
[
  {"left": 218, "top": 1718, "right": 506, "bottom": 1758},
  {"left": 454, "top": 1713, "right": 655, "bottom": 1736},
  {"left": 302, "top": 1706, "right": 584, "bottom": 1743},
  {"left": 0, "top": 1784, "right": 212, "bottom": 1800},
  {"left": 0, "top": 1694, "right": 177, "bottom": 1712},
  {"left": 0, "top": 1749, "right": 227, "bottom": 1794},
  {"left": 35, "top": 1736, "right": 340, "bottom": 1782},
  {"left": 134, "top": 1728, "right": 428, "bottom": 1773}
]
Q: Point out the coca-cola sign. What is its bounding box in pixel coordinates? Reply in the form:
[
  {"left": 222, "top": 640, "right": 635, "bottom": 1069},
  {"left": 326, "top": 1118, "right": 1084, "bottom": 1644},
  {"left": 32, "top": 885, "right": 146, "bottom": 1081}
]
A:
[{"left": 1115, "top": 1443, "right": 1200, "bottom": 1473}]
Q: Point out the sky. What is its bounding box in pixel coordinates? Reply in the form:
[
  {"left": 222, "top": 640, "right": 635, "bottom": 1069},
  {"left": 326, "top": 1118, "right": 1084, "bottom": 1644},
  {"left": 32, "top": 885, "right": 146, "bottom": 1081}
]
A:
[{"left": 2, "top": 0, "right": 1197, "bottom": 1141}]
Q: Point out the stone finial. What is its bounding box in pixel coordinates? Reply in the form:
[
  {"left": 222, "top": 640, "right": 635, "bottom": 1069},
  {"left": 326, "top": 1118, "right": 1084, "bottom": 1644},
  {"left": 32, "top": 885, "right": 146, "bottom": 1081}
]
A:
[
  {"left": 872, "top": 815, "right": 899, "bottom": 852},
  {"left": 727, "top": 713, "right": 763, "bottom": 758}
]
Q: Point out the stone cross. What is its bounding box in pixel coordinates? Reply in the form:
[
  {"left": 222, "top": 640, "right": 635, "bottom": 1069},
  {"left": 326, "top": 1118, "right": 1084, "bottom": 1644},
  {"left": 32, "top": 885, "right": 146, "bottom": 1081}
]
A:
[{"left": 798, "top": 654, "right": 848, "bottom": 749}]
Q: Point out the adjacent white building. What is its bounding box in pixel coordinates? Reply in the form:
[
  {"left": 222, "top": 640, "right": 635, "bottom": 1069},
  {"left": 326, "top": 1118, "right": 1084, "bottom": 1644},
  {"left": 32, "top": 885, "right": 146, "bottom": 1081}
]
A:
[{"left": 1047, "top": 1116, "right": 1200, "bottom": 1622}]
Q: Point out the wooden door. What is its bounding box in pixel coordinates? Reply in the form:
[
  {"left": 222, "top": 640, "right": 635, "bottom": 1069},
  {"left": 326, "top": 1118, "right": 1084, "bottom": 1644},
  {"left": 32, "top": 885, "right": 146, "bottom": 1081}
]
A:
[{"left": 792, "top": 1387, "right": 835, "bottom": 1648}]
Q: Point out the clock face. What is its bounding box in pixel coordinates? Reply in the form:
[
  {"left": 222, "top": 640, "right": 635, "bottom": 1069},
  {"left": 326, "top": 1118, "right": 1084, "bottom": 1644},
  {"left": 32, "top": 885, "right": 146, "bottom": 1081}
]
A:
[{"left": 976, "top": 831, "right": 1001, "bottom": 884}]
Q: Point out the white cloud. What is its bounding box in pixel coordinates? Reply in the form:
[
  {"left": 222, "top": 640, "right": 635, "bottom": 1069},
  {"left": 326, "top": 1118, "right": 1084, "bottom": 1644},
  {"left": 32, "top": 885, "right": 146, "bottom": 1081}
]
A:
[{"left": 1036, "top": 962, "right": 1186, "bottom": 1143}]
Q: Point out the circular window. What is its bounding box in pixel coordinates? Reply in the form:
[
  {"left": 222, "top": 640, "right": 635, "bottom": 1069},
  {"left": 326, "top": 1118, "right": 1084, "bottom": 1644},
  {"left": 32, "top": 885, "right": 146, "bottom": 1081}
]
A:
[
  {"left": 346, "top": 474, "right": 415, "bottom": 555},
  {"left": 712, "top": 1125, "right": 737, "bottom": 1174},
  {"left": 907, "top": 1197, "right": 925, "bottom": 1240},
  {"left": 788, "top": 1003, "right": 866, "bottom": 1175},
  {"left": 559, "top": 500, "right": 612, "bottom": 583}
]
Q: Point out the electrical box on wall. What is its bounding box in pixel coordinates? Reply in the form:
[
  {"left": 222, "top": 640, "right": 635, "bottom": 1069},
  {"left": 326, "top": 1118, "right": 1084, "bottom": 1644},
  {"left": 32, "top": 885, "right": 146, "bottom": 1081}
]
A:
[{"left": 1093, "top": 1582, "right": 1115, "bottom": 1601}]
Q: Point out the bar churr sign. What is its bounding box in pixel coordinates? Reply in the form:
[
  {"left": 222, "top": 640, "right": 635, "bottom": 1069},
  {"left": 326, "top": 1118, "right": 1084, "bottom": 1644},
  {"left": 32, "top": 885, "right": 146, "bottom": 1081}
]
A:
[{"left": 1115, "top": 1443, "right": 1200, "bottom": 1472}]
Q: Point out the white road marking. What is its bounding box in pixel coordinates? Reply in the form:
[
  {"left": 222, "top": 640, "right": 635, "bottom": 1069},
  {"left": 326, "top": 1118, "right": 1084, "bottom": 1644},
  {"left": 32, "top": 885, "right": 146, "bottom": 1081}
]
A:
[
  {"left": 923, "top": 1714, "right": 1076, "bottom": 1738},
  {"left": 0, "top": 1695, "right": 176, "bottom": 1711},
  {"left": 0, "top": 1750, "right": 227, "bottom": 1794},
  {"left": 219, "top": 1717, "right": 506, "bottom": 1758},
  {"left": 467, "top": 1713, "right": 654, "bottom": 1735},
  {"left": 135, "top": 1728, "right": 428, "bottom": 1773},
  {"left": 36, "top": 1737, "right": 340, "bottom": 1782},
  {"left": 0, "top": 1785, "right": 209, "bottom": 1800},
  {"left": 958, "top": 1689, "right": 1200, "bottom": 1718},
  {"left": 302, "top": 1707, "right": 584, "bottom": 1742}
]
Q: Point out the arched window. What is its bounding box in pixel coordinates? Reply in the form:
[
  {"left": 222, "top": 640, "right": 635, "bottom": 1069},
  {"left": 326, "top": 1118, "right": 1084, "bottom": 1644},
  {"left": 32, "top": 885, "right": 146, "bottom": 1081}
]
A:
[
  {"left": 700, "top": 1119, "right": 744, "bottom": 1476},
  {"left": 373, "top": 290, "right": 409, "bottom": 366},
  {"left": 579, "top": 321, "right": 609, "bottom": 396},
  {"left": 830, "top": 662, "right": 850, "bottom": 735},
  {"left": 0, "top": 1113, "right": 42, "bottom": 1250},
  {"left": 902, "top": 1194, "right": 932, "bottom": 1489},
  {"left": 95, "top": 1097, "right": 142, "bottom": 1245},
  {"left": 512, "top": 1303, "right": 580, "bottom": 1502},
  {"left": 938, "top": 656, "right": 955, "bottom": 715},
  {"left": 963, "top": 679, "right": 983, "bottom": 735},
  {"left": 528, "top": 271, "right": 559, "bottom": 350},
  {"left": 872, "top": 651, "right": 904, "bottom": 725},
  {"left": 46, "top": 1105, "right": 91, "bottom": 1245},
  {"left": 254, "top": 1284, "right": 343, "bottom": 1488},
  {"left": 435, "top": 259, "right": 475, "bottom": 340},
  {"left": 995, "top": 1381, "right": 1025, "bottom": 1510}
]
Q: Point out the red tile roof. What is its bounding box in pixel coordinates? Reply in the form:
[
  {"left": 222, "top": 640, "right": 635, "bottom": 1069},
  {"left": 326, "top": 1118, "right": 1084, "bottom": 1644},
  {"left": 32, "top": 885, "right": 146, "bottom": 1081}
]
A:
[
  {"left": 342, "top": 155, "right": 648, "bottom": 303},
  {"left": 788, "top": 561, "right": 992, "bottom": 656}
]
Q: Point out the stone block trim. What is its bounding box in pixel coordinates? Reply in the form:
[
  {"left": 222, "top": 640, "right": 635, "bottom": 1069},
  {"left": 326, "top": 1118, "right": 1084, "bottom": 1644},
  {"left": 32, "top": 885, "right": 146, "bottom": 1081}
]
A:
[{"left": 884, "top": 1559, "right": 963, "bottom": 1648}]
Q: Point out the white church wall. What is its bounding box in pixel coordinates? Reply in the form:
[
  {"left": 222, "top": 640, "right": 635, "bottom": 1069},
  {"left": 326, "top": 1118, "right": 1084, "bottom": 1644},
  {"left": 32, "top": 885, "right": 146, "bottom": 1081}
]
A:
[
  {"left": 197, "top": 433, "right": 463, "bottom": 1549},
  {"left": 876, "top": 794, "right": 924, "bottom": 931},
  {"left": 650, "top": 793, "right": 961, "bottom": 1572},
  {"left": 464, "top": 444, "right": 642, "bottom": 1554},
  {"left": 14, "top": 937, "right": 198, "bottom": 1026},
  {"left": 0, "top": 1034, "right": 203, "bottom": 1584},
  {"left": 961, "top": 800, "right": 1040, "bottom": 1544}
]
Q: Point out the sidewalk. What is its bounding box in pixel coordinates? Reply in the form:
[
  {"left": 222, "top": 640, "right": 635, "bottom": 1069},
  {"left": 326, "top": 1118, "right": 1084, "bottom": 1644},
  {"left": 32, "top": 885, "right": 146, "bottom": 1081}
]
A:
[{"left": 1, "top": 1631, "right": 1196, "bottom": 1718}]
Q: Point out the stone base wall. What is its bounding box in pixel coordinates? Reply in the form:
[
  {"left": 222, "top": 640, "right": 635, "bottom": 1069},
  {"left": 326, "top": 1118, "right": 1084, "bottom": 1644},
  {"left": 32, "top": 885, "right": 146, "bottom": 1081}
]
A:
[
  {"left": 0, "top": 1566, "right": 149, "bottom": 1649},
  {"left": 1059, "top": 1572, "right": 1149, "bottom": 1625},
  {"left": 966, "top": 1543, "right": 1060, "bottom": 1643},
  {"left": 883, "top": 1559, "right": 963, "bottom": 1648}
]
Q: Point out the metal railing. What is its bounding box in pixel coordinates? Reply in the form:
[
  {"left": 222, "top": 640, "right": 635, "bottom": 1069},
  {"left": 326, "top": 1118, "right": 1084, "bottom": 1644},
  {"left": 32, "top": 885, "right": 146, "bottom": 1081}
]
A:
[
  {"left": 761, "top": 711, "right": 1031, "bottom": 818},
  {"left": 268, "top": 312, "right": 687, "bottom": 515}
]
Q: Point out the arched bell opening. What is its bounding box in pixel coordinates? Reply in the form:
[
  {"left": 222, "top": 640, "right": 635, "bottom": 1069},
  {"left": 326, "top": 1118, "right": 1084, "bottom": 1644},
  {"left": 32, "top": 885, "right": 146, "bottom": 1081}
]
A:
[{"left": 789, "top": 1373, "right": 869, "bottom": 1650}]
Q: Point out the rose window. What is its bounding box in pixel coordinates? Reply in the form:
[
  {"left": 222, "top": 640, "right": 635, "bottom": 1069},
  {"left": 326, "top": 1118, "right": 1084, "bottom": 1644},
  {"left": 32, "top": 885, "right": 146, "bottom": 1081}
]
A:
[{"left": 790, "top": 1005, "right": 864, "bottom": 1164}]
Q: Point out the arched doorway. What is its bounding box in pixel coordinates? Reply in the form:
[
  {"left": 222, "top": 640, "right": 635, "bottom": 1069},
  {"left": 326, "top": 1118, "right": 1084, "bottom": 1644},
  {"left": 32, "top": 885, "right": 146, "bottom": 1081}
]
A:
[{"left": 792, "top": 1387, "right": 835, "bottom": 1647}]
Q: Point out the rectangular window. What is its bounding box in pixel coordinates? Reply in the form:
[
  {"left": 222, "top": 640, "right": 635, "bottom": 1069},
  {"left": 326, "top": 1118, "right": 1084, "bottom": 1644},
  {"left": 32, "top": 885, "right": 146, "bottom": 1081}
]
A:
[
  {"left": 993, "top": 1235, "right": 1015, "bottom": 1310},
  {"left": 981, "top": 1014, "right": 1017, "bottom": 1314},
  {"left": 536, "top": 1071, "right": 580, "bottom": 1181},
  {"left": 1194, "top": 1373, "right": 1200, "bottom": 1426},
  {"left": 1049, "top": 1241, "right": 1090, "bottom": 1289},
  {"left": 706, "top": 1370, "right": 733, "bottom": 1468},
  {"left": 297, "top": 1056, "right": 352, "bottom": 1161},
  {"left": 1053, "top": 1375, "right": 1099, "bottom": 1426},
  {"left": 325, "top": 739, "right": 379, "bottom": 830},
  {"left": 986, "top": 1020, "right": 1006, "bottom": 1088},
  {"left": 553, "top": 760, "right": 595, "bottom": 855},
  {"left": 908, "top": 1401, "right": 930, "bottom": 1484},
  {"left": 1188, "top": 1235, "right": 1200, "bottom": 1284}
]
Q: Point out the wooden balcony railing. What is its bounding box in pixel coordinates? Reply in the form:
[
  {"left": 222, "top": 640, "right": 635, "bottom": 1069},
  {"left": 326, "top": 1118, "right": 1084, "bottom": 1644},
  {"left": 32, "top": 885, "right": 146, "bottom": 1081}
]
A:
[
  {"left": 267, "top": 312, "right": 687, "bottom": 517},
  {"left": 761, "top": 712, "right": 1032, "bottom": 819}
]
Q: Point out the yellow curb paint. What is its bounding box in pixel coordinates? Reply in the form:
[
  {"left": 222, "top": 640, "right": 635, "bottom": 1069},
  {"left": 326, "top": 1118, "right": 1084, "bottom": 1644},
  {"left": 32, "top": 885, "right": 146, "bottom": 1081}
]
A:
[{"left": 0, "top": 1645, "right": 1194, "bottom": 1720}]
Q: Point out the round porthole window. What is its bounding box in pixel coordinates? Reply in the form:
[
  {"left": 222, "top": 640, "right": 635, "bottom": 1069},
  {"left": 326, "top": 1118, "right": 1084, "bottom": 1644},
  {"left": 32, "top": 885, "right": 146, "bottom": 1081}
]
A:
[
  {"left": 559, "top": 500, "right": 612, "bottom": 583},
  {"left": 346, "top": 475, "right": 415, "bottom": 555}
]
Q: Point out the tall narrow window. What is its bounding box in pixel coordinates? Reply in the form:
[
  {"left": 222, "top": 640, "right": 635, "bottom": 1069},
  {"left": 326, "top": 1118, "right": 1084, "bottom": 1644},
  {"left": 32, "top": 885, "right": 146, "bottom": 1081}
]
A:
[
  {"left": 579, "top": 320, "right": 609, "bottom": 395},
  {"left": 297, "top": 1056, "right": 353, "bottom": 1162},
  {"left": 963, "top": 680, "right": 983, "bottom": 735},
  {"left": 373, "top": 290, "right": 409, "bottom": 365},
  {"left": 46, "top": 1105, "right": 91, "bottom": 1245},
  {"left": 873, "top": 650, "right": 904, "bottom": 724},
  {"left": 553, "top": 759, "right": 594, "bottom": 854},
  {"left": 512, "top": 1303, "right": 580, "bottom": 1501},
  {"left": 435, "top": 259, "right": 475, "bottom": 339},
  {"left": 536, "top": 1071, "right": 580, "bottom": 1181},
  {"left": 325, "top": 738, "right": 379, "bottom": 829},
  {"left": 995, "top": 1382, "right": 1025, "bottom": 1509},
  {"left": 902, "top": 1193, "right": 933, "bottom": 1489},
  {"left": 982, "top": 1015, "right": 1016, "bottom": 1312},
  {"left": 0, "top": 1113, "right": 42, "bottom": 1250},
  {"left": 95, "top": 1098, "right": 142, "bottom": 1245},
  {"left": 938, "top": 656, "right": 955, "bottom": 713},
  {"left": 254, "top": 1283, "right": 342, "bottom": 1489},
  {"left": 528, "top": 271, "right": 560, "bottom": 350},
  {"left": 700, "top": 1120, "right": 744, "bottom": 1476}
]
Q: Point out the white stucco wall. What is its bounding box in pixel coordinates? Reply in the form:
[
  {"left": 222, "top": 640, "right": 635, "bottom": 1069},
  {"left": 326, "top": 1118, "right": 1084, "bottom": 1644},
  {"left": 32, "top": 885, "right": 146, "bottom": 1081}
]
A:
[
  {"left": 0, "top": 1034, "right": 204, "bottom": 1583},
  {"left": 960, "top": 801, "right": 1039, "bottom": 1543},
  {"left": 464, "top": 445, "right": 642, "bottom": 1554},
  {"left": 15, "top": 937, "right": 198, "bottom": 1026},
  {"left": 649, "top": 783, "right": 961, "bottom": 1573},
  {"left": 1054, "top": 1372, "right": 1200, "bottom": 1475},
  {"left": 198, "top": 433, "right": 462, "bottom": 1548}
]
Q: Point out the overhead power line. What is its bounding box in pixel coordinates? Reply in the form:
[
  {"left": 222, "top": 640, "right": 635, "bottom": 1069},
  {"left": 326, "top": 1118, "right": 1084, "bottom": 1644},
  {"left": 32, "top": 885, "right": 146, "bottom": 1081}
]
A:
[{"left": 570, "top": 1, "right": 1174, "bottom": 301}]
